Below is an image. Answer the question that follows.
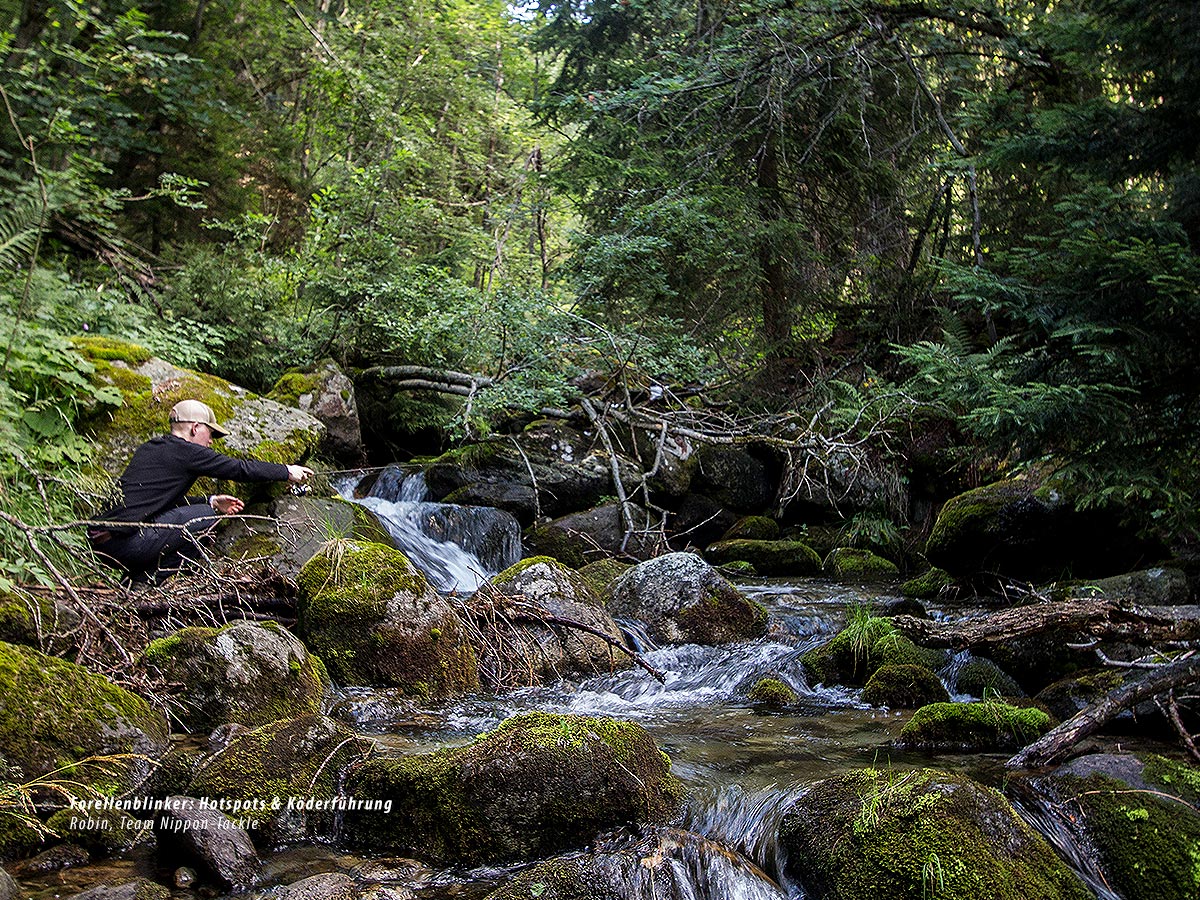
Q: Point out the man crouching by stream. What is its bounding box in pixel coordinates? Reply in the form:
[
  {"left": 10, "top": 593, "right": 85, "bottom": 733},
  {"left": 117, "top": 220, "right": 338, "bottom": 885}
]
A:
[{"left": 88, "top": 399, "right": 313, "bottom": 584}]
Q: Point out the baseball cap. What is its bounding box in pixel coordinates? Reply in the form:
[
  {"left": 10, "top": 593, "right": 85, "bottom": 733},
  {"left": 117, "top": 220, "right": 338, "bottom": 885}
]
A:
[{"left": 169, "top": 399, "right": 229, "bottom": 438}]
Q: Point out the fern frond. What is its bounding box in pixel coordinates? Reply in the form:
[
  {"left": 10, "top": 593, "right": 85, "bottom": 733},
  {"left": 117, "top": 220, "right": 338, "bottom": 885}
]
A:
[{"left": 0, "top": 197, "right": 46, "bottom": 272}]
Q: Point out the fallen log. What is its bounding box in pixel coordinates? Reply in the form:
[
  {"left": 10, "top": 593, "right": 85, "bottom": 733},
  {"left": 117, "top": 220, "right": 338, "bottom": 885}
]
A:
[
  {"left": 890, "top": 598, "right": 1200, "bottom": 651},
  {"left": 1006, "top": 653, "right": 1200, "bottom": 770}
]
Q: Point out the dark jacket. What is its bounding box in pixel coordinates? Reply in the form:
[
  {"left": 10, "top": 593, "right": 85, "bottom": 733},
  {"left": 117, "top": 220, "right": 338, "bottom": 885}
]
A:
[{"left": 96, "top": 434, "right": 289, "bottom": 534}]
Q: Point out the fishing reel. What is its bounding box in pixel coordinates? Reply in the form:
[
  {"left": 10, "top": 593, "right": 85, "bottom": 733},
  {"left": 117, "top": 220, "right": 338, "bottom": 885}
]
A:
[{"left": 289, "top": 483, "right": 313, "bottom": 496}]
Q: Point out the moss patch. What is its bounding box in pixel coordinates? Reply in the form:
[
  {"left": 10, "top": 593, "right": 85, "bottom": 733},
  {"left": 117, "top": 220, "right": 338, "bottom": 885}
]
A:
[
  {"left": 780, "top": 768, "right": 1090, "bottom": 900},
  {"left": 823, "top": 547, "right": 900, "bottom": 581},
  {"left": 900, "top": 567, "right": 953, "bottom": 599},
  {"left": 747, "top": 677, "right": 798, "bottom": 708},
  {"left": 862, "top": 664, "right": 949, "bottom": 709},
  {"left": 72, "top": 335, "right": 154, "bottom": 365},
  {"left": 801, "top": 615, "right": 941, "bottom": 687},
  {"left": 576, "top": 559, "right": 632, "bottom": 598},
  {"left": 704, "top": 539, "right": 821, "bottom": 576},
  {"left": 899, "top": 701, "right": 1052, "bottom": 752},
  {"left": 720, "top": 516, "right": 780, "bottom": 542}
]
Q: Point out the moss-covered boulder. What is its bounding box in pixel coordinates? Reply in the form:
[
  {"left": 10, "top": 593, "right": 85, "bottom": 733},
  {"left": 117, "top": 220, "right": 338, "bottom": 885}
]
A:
[
  {"left": 703, "top": 539, "right": 821, "bottom": 576},
  {"left": 779, "top": 768, "right": 1090, "bottom": 900},
  {"left": 268, "top": 360, "right": 364, "bottom": 464},
  {"left": 0, "top": 592, "right": 79, "bottom": 651},
  {"left": 75, "top": 337, "right": 324, "bottom": 484},
  {"left": 951, "top": 657, "right": 1025, "bottom": 699},
  {"left": 524, "top": 502, "right": 658, "bottom": 566},
  {"left": 0, "top": 641, "right": 169, "bottom": 780},
  {"left": 898, "top": 701, "right": 1052, "bottom": 752},
  {"left": 746, "top": 676, "right": 799, "bottom": 708},
  {"left": 187, "top": 715, "right": 373, "bottom": 847},
  {"left": 1046, "top": 753, "right": 1200, "bottom": 900},
  {"left": 142, "top": 622, "right": 329, "bottom": 733},
  {"left": 45, "top": 807, "right": 147, "bottom": 856},
  {"left": 343, "top": 711, "right": 684, "bottom": 864},
  {"left": 861, "top": 664, "right": 949, "bottom": 709},
  {"left": 604, "top": 552, "right": 767, "bottom": 646},
  {"left": 900, "top": 566, "right": 953, "bottom": 599},
  {"left": 297, "top": 540, "right": 479, "bottom": 696},
  {"left": 925, "top": 476, "right": 1160, "bottom": 582},
  {"left": 801, "top": 615, "right": 941, "bottom": 687},
  {"left": 720, "top": 516, "right": 780, "bottom": 542},
  {"left": 822, "top": 547, "right": 900, "bottom": 581},
  {"left": 484, "top": 557, "right": 632, "bottom": 688},
  {"left": 575, "top": 558, "right": 632, "bottom": 598}
]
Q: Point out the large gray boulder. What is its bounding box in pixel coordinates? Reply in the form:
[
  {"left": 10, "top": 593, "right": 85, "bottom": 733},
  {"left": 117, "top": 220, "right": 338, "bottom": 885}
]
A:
[
  {"left": 604, "top": 552, "right": 767, "bottom": 646},
  {"left": 142, "top": 622, "right": 329, "bottom": 733},
  {"left": 483, "top": 557, "right": 632, "bottom": 688},
  {"left": 524, "top": 502, "right": 660, "bottom": 567},
  {"left": 268, "top": 360, "right": 365, "bottom": 464},
  {"left": 75, "top": 336, "right": 324, "bottom": 478},
  {"left": 155, "top": 796, "right": 260, "bottom": 890}
]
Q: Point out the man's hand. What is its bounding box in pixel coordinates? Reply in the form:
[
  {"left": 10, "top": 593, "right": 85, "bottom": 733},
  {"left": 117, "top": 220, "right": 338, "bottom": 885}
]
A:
[
  {"left": 287, "top": 465, "right": 314, "bottom": 483},
  {"left": 211, "top": 494, "right": 244, "bottom": 515}
]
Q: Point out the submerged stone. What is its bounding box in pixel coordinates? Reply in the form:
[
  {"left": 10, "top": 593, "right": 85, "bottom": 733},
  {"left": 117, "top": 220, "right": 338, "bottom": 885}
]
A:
[
  {"left": 342, "top": 711, "right": 684, "bottom": 864},
  {"left": 779, "top": 768, "right": 1090, "bottom": 900}
]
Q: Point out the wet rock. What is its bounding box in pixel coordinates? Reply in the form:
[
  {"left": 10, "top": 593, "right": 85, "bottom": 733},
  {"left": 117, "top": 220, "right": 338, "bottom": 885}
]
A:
[
  {"left": 1035, "top": 668, "right": 1126, "bottom": 721},
  {"left": 670, "top": 494, "right": 737, "bottom": 550},
  {"left": 343, "top": 711, "right": 684, "bottom": 865},
  {"left": 780, "top": 768, "right": 1091, "bottom": 900},
  {"left": 704, "top": 539, "right": 821, "bottom": 576},
  {"left": 297, "top": 540, "right": 479, "bottom": 697},
  {"left": 417, "top": 504, "right": 521, "bottom": 574},
  {"left": 746, "top": 677, "right": 799, "bottom": 709},
  {"left": 75, "top": 336, "right": 323, "bottom": 478},
  {"left": 525, "top": 502, "right": 660, "bottom": 565},
  {"left": 45, "top": 806, "right": 147, "bottom": 856},
  {"left": 141, "top": 621, "right": 329, "bottom": 733},
  {"left": 9, "top": 844, "right": 88, "bottom": 876},
  {"left": 861, "top": 664, "right": 949, "bottom": 709},
  {"left": 897, "top": 701, "right": 1052, "bottom": 752},
  {"left": 64, "top": 879, "right": 170, "bottom": 900},
  {"left": 187, "top": 715, "right": 373, "bottom": 847},
  {"left": 1046, "top": 753, "right": 1200, "bottom": 900},
  {"left": 485, "top": 826, "right": 784, "bottom": 900},
  {"left": 269, "top": 360, "right": 365, "bottom": 464},
  {"left": 483, "top": 557, "right": 633, "bottom": 687},
  {"left": 0, "top": 868, "right": 17, "bottom": 900},
  {"left": 925, "top": 476, "right": 1161, "bottom": 583},
  {"left": 173, "top": 867, "right": 197, "bottom": 888},
  {"left": 822, "top": 547, "right": 900, "bottom": 581},
  {"left": 899, "top": 566, "right": 953, "bottom": 599},
  {"left": 801, "top": 616, "right": 941, "bottom": 688},
  {"left": 1059, "top": 566, "right": 1192, "bottom": 606},
  {"left": 423, "top": 423, "right": 621, "bottom": 524},
  {"left": 604, "top": 552, "right": 767, "bottom": 646},
  {"left": 155, "top": 796, "right": 260, "bottom": 889},
  {"left": 0, "top": 641, "right": 169, "bottom": 781},
  {"left": 273, "top": 872, "right": 356, "bottom": 900},
  {"left": 0, "top": 591, "right": 79, "bottom": 653}
]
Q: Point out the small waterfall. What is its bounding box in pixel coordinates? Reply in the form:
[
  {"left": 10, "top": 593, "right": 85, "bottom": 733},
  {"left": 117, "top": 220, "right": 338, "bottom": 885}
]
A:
[{"left": 343, "top": 466, "right": 521, "bottom": 594}]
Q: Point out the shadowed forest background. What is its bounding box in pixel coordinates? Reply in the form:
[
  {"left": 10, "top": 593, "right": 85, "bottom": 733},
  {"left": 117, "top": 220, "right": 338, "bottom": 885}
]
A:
[{"left": 2, "top": 0, "right": 1199, "bottom": 587}]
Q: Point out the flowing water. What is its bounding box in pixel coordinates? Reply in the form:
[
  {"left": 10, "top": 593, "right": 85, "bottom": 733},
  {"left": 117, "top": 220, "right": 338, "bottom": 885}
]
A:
[{"left": 16, "top": 473, "right": 1106, "bottom": 900}]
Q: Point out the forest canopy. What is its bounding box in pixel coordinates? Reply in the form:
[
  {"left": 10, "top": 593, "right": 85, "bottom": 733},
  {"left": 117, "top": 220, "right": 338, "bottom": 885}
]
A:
[{"left": 2, "top": 0, "right": 1198, "bottom": 582}]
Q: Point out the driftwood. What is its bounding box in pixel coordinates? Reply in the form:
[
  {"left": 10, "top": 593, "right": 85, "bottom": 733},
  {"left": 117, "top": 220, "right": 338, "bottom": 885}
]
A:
[
  {"left": 890, "top": 599, "right": 1200, "bottom": 651},
  {"left": 1007, "top": 654, "right": 1200, "bottom": 770}
]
